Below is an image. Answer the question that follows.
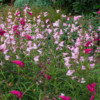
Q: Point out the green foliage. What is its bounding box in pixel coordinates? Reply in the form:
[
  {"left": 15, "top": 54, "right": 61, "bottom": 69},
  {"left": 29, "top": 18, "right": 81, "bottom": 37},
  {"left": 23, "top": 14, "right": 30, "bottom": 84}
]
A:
[
  {"left": 0, "top": 0, "right": 5, "bottom": 2},
  {"left": 27, "top": 5, "right": 65, "bottom": 23},
  {"left": 14, "top": 0, "right": 100, "bottom": 14},
  {"left": 72, "top": 0, "right": 100, "bottom": 14},
  {"left": 14, "top": 0, "right": 30, "bottom": 8},
  {"left": 14, "top": 0, "right": 53, "bottom": 8},
  {"left": 54, "top": 0, "right": 100, "bottom": 15}
]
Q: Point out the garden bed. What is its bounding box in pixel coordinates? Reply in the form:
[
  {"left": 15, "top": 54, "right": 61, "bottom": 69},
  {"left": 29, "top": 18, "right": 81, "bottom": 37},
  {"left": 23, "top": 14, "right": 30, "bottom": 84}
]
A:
[{"left": 0, "top": 5, "right": 100, "bottom": 100}]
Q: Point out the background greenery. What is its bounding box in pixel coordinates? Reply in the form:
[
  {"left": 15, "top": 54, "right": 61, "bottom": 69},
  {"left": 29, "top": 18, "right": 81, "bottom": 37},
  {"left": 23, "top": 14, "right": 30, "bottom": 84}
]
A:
[
  {"left": 13, "top": 0, "right": 100, "bottom": 15},
  {"left": 0, "top": 0, "right": 100, "bottom": 15}
]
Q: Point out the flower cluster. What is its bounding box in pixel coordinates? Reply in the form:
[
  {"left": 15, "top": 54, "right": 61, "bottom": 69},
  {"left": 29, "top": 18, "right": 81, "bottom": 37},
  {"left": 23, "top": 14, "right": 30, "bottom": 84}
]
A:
[{"left": 0, "top": 5, "right": 99, "bottom": 99}]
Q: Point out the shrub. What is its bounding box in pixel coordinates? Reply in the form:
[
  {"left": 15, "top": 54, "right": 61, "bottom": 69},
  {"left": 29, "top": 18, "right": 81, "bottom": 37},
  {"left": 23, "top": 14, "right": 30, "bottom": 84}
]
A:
[
  {"left": 14, "top": 0, "right": 53, "bottom": 8},
  {"left": 54, "top": 0, "right": 100, "bottom": 15},
  {"left": 0, "top": 0, "right": 5, "bottom": 2}
]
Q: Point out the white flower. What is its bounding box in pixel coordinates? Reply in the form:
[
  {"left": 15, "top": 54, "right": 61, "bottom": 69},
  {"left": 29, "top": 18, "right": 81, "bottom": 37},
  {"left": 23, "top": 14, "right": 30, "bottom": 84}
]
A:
[
  {"left": 56, "top": 10, "right": 60, "bottom": 13},
  {"left": 5, "top": 55, "right": 10, "bottom": 60},
  {"left": 66, "top": 70, "right": 75, "bottom": 76},
  {"left": 34, "top": 56, "right": 39, "bottom": 63}
]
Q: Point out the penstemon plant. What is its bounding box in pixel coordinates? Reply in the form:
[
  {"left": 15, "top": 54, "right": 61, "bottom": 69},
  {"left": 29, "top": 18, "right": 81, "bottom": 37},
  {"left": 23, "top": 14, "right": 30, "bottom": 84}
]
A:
[{"left": 0, "top": 5, "right": 100, "bottom": 100}]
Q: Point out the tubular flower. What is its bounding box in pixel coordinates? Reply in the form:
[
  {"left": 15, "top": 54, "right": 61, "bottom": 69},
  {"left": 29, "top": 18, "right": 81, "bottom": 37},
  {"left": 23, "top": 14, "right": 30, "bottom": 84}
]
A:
[
  {"left": 87, "top": 83, "right": 96, "bottom": 92},
  {"left": 13, "top": 25, "right": 19, "bottom": 32},
  {"left": 20, "top": 18, "right": 25, "bottom": 26},
  {"left": 86, "top": 41, "right": 92, "bottom": 47},
  {"left": 10, "top": 90, "right": 23, "bottom": 99},
  {"left": 44, "top": 74, "right": 51, "bottom": 80},
  {"left": 84, "top": 48, "right": 92, "bottom": 54},
  {"left": 97, "top": 11, "right": 100, "bottom": 14},
  {"left": 58, "top": 95, "right": 70, "bottom": 100},
  {"left": 11, "top": 61, "right": 24, "bottom": 68},
  {"left": 15, "top": 11, "right": 20, "bottom": 16},
  {"left": 94, "top": 37, "right": 100, "bottom": 41},
  {"left": 87, "top": 83, "right": 96, "bottom": 100},
  {"left": 25, "top": 35, "right": 32, "bottom": 40},
  {"left": 27, "top": 11, "right": 33, "bottom": 17},
  {"left": 0, "top": 44, "right": 6, "bottom": 51},
  {"left": 15, "top": 30, "right": 20, "bottom": 35},
  {"left": 0, "top": 28, "right": 6, "bottom": 36}
]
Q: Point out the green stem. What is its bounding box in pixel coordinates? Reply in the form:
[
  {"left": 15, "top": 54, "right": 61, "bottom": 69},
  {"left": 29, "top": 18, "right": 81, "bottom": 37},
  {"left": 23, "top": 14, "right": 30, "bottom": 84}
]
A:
[{"left": 23, "top": 84, "right": 34, "bottom": 96}]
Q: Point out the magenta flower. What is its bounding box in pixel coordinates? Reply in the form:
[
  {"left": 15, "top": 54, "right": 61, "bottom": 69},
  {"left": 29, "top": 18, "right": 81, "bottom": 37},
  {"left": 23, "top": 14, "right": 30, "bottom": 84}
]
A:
[
  {"left": 44, "top": 74, "right": 51, "bottom": 80},
  {"left": 20, "top": 18, "right": 25, "bottom": 26},
  {"left": 90, "top": 95, "right": 95, "bottom": 100},
  {"left": 58, "top": 95, "right": 70, "bottom": 100},
  {"left": 84, "top": 48, "right": 92, "bottom": 54},
  {"left": 86, "top": 41, "right": 92, "bottom": 47},
  {"left": 94, "top": 37, "right": 100, "bottom": 41},
  {"left": 0, "top": 28, "right": 6, "bottom": 36},
  {"left": 11, "top": 60, "right": 24, "bottom": 68},
  {"left": 87, "top": 83, "right": 96, "bottom": 100},
  {"left": 16, "top": 18, "right": 20, "bottom": 20},
  {"left": 87, "top": 83, "right": 96, "bottom": 92},
  {"left": 10, "top": 90, "right": 23, "bottom": 99},
  {"left": 15, "top": 30, "right": 20, "bottom": 35},
  {"left": 13, "top": 25, "right": 19, "bottom": 32},
  {"left": 27, "top": 11, "right": 33, "bottom": 17},
  {"left": 97, "top": 11, "right": 100, "bottom": 14},
  {"left": 15, "top": 11, "right": 20, "bottom": 16},
  {"left": 25, "top": 35, "right": 32, "bottom": 40}
]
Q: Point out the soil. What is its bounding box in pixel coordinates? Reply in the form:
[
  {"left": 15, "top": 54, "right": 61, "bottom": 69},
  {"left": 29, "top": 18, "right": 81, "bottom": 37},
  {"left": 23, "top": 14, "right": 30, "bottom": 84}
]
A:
[{"left": 95, "top": 56, "right": 100, "bottom": 64}]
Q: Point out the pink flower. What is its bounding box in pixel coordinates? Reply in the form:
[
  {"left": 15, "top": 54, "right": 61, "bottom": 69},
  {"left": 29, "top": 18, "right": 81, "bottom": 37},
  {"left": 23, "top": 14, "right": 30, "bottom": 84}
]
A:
[
  {"left": 87, "top": 83, "right": 96, "bottom": 92},
  {"left": 94, "top": 37, "right": 100, "bottom": 41},
  {"left": 59, "top": 41, "right": 64, "bottom": 47},
  {"left": 44, "top": 74, "right": 51, "bottom": 80},
  {"left": 90, "top": 95, "right": 95, "bottom": 100},
  {"left": 5, "top": 55, "right": 10, "bottom": 60},
  {"left": 80, "top": 56, "right": 84, "bottom": 62},
  {"left": 87, "top": 83, "right": 96, "bottom": 100},
  {"left": 0, "top": 28, "right": 6, "bottom": 36},
  {"left": 75, "top": 38, "right": 81, "bottom": 46},
  {"left": 34, "top": 56, "right": 39, "bottom": 62},
  {"left": 81, "top": 65, "right": 86, "bottom": 70},
  {"left": 27, "top": 11, "right": 33, "bottom": 17},
  {"left": 20, "top": 18, "right": 25, "bottom": 26},
  {"left": 63, "top": 53, "right": 68, "bottom": 57},
  {"left": 15, "top": 31, "right": 20, "bottom": 35},
  {"left": 16, "top": 18, "right": 20, "bottom": 20},
  {"left": 11, "top": 61, "right": 24, "bottom": 68},
  {"left": 90, "top": 63, "right": 95, "bottom": 68},
  {"left": 97, "top": 11, "right": 100, "bottom": 14},
  {"left": 0, "top": 44, "right": 6, "bottom": 51},
  {"left": 74, "top": 16, "right": 82, "bottom": 21},
  {"left": 9, "top": 90, "right": 23, "bottom": 98},
  {"left": 86, "top": 41, "right": 92, "bottom": 47},
  {"left": 80, "top": 77, "right": 86, "bottom": 83},
  {"left": 98, "top": 26, "right": 100, "bottom": 31},
  {"left": 25, "top": 35, "right": 32, "bottom": 40},
  {"left": 84, "top": 48, "right": 92, "bottom": 54},
  {"left": 13, "top": 25, "right": 19, "bottom": 32},
  {"left": 58, "top": 95, "right": 70, "bottom": 100},
  {"left": 15, "top": 11, "right": 20, "bottom": 16},
  {"left": 56, "top": 10, "right": 60, "bottom": 13},
  {"left": 88, "top": 56, "right": 93, "bottom": 62},
  {"left": 66, "top": 70, "right": 75, "bottom": 76}
]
